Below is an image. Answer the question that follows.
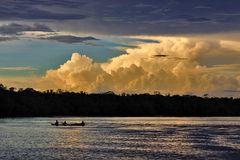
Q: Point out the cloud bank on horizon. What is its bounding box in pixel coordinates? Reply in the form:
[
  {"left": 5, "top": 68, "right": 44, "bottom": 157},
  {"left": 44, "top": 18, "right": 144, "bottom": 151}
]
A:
[{"left": 35, "top": 36, "right": 240, "bottom": 97}]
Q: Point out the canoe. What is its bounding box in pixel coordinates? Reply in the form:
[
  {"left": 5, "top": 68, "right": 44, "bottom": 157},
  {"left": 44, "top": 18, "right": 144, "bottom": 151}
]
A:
[
  {"left": 68, "top": 123, "right": 85, "bottom": 126},
  {"left": 51, "top": 123, "right": 85, "bottom": 126}
]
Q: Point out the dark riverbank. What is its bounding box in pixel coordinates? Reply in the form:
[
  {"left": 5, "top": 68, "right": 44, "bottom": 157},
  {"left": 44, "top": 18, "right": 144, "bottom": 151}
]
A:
[{"left": 0, "top": 86, "right": 240, "bottom": 117}]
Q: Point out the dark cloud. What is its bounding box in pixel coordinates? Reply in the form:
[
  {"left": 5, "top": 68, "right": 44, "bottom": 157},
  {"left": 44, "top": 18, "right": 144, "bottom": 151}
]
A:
[
  {"left": 52, "top": 0, "right": 240, "bottom": 35},
  {"left": 41, "top": 35, "right": 98, "bottom": 43},
  {"left": 186, "top": 17, "right": 211, "bottom": 22},
  {"left": 0, "top": 23, "right": 54, "bottom": 35},
  {"left": 0, "top": 37, "right": 19, "bottom": 42},
  {"left": 128, "top": 38, "right": 160, "bottom": 43},
  {"left": 0, "top": 9, "right": 87, "bottom": 20},
  {"left": 1, "top": 0, "right": 240, "bottom": 34},
  {"left": 152, "top": 54, "right": 168, "bottom": 57},
  {"left": 0, "top": 0, "right": 87, "bottom": 20},
  {"left": 152, "top": 55, "right": 188, "bottom": 61}
]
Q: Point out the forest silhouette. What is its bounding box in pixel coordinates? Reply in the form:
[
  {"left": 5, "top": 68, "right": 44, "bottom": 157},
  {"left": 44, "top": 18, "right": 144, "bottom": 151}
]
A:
[{"left": 0, "top": 84, "right": 240, "bottom": 117}]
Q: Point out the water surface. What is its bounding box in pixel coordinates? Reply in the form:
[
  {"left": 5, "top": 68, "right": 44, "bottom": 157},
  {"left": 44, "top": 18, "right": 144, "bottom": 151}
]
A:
[{"left": 0, "top": 117, "right": 240, "bottom": 160}]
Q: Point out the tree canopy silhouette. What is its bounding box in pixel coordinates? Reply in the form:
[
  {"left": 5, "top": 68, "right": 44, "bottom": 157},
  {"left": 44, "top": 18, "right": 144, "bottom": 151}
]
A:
[{"left": 0, "top": 83, "right": 240, "bottom": 117}]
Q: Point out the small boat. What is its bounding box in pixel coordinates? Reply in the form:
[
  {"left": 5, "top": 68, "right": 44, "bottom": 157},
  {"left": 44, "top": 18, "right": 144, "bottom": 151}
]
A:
[
  {"left": 68, "top": 123, "right": 85, "bottom": 126},
  {"left": 51, "top": 121, "right": 85, "bottom": 127}
]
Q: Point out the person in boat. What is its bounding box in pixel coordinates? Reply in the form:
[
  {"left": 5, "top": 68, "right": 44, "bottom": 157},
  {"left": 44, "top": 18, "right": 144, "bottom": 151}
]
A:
[
  {"left": 81, "top": 121, "right": 85, "bottom": 126},
  {"left": 62, "top": 121, "right": 67, "bottom": 126},
  {"left": 54, "top": 120, "right": 59, "bottom": 126}
]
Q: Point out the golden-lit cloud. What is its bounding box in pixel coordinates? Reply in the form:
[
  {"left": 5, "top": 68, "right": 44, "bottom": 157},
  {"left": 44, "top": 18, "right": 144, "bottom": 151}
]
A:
[
  {"left": 0, "top": 66, "right": 36, "bottom": 71},
  {"left": 0, "top": 76, "right": 39, "bottom": 89},
  {"left": 37, "top": 36, "right": 240, "bottom": 96}
]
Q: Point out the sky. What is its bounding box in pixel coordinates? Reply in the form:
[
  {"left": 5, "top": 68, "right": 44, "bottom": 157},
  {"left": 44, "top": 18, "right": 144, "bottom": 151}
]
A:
[{"left": 1, "top": 0, "right": 240, "bottom": 97}]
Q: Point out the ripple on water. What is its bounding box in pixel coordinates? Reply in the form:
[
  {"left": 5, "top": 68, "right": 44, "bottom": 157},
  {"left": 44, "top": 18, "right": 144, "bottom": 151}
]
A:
[{"left": 0, "top": 117, "right": 240, "bottom": 160}]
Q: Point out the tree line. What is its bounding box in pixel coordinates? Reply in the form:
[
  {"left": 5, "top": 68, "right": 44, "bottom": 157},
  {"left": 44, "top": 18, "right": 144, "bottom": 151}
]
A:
[{"left": 0, "top": 84, "right": 240, "bottom": 117}]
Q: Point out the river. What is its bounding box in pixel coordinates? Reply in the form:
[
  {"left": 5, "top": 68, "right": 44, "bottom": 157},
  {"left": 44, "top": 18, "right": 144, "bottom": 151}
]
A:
[{"left": 0, "top": 117, "right": 240, "bottom": 160}]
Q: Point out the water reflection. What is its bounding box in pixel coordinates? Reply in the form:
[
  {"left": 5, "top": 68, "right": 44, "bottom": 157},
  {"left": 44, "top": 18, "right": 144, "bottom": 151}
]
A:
[{"left": 0, "top": 117, "right": 240, "bottom": 160}]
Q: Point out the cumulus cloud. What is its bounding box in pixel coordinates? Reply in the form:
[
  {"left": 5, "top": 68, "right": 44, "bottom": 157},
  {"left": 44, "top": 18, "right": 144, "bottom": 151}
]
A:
[{"left": 38, "top": 36, "right": 240, "bottom": 97}]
